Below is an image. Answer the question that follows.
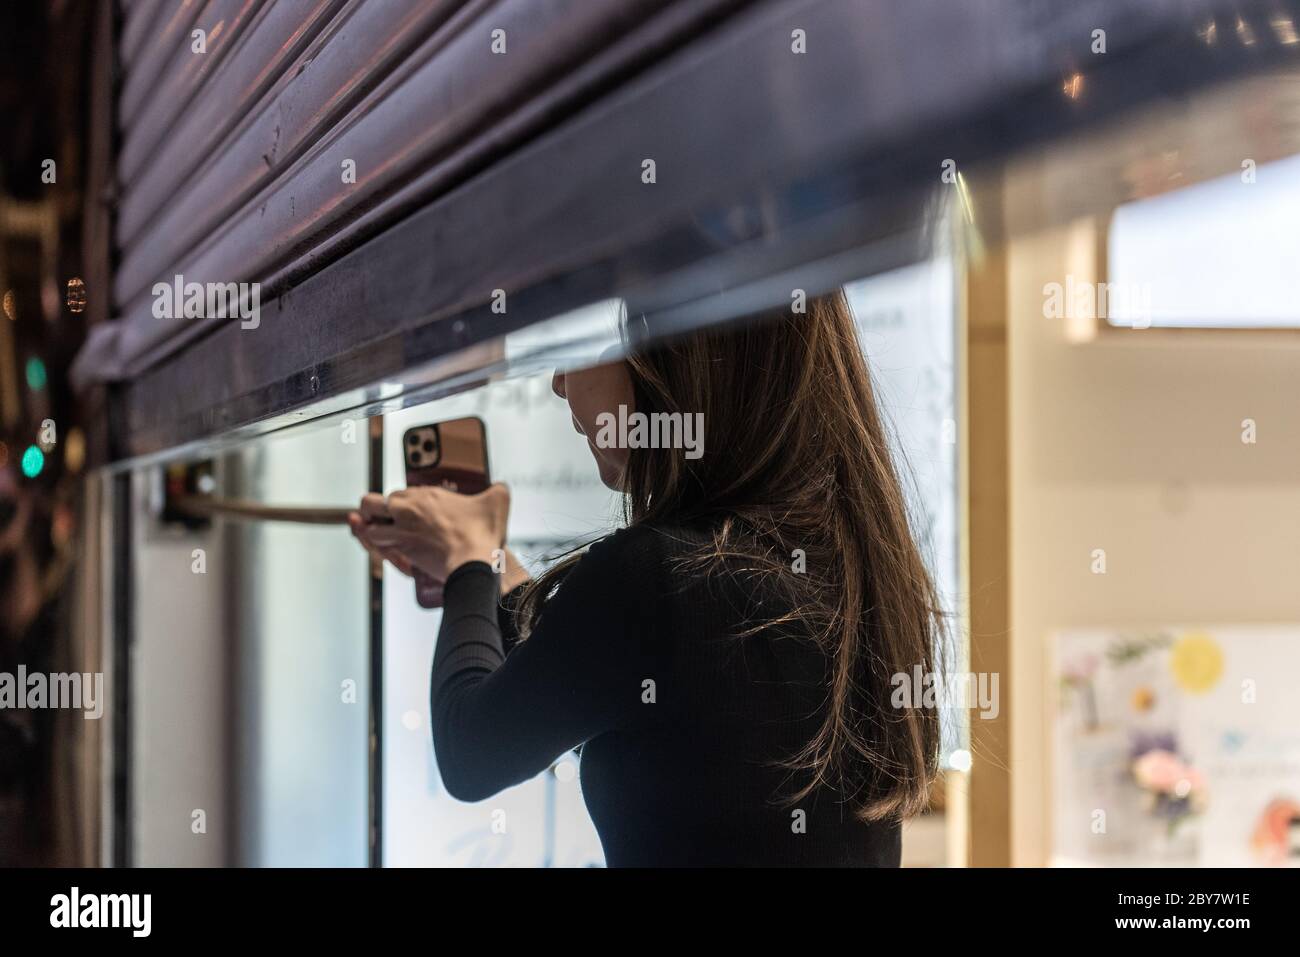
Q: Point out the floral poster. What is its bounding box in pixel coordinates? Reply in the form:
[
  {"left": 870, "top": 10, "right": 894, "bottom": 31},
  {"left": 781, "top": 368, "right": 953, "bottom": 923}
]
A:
[{"left": 1053, "top": 626, "right": 1300, "bottom": 866}]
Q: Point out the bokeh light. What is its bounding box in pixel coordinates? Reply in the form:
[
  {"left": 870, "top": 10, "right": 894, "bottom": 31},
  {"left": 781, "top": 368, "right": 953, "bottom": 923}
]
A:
[
  {"left": 21, "top": 444, "right": 44, "bottom": 478},
  {"left": 26, "top": 356, "right": 47, "bottom": 391},
  {"left": 66, "top": 277, "right": 87, "bottom": 314},
  {"left": 65, "top": 427, "right": 86, "bottom": 473}
]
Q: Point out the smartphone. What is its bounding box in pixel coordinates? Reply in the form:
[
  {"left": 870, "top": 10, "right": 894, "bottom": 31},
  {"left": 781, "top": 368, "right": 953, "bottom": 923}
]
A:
[{"left": 401, "top": 416, "right": 490, "bottom": 608}]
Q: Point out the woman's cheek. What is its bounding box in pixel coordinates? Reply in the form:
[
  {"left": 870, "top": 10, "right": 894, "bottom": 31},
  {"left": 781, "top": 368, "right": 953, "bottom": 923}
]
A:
[{"left": 578, "top": 362, "right": 633, "bottom": 428}]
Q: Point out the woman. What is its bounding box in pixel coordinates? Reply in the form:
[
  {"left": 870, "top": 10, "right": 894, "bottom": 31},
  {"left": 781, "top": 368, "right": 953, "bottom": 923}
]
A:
[{"left": 349, "top": 292, "right": 945, "bottom": 867}]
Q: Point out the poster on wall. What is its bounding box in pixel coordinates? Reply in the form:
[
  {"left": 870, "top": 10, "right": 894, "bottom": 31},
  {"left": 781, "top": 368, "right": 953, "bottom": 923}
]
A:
[{"left": 1053, "top": 625, "right": 1300, "bottom": 867}]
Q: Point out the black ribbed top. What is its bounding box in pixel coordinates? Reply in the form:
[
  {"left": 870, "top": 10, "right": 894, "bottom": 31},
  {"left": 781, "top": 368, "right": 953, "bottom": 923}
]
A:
[{"left": 430, "top": 523, "right": 901, "bottom": 867}]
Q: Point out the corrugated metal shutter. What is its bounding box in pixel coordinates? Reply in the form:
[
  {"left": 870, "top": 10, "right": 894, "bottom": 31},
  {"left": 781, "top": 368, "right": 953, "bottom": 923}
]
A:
[
  {"left": 75, "top": 0, "right": 1299, "bottom": 460},
  {"left": 76, "top": 0, "right": 748, "bottom": 387}
]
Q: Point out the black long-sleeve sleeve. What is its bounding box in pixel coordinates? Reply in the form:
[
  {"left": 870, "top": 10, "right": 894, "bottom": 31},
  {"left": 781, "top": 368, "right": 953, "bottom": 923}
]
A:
[
  {"left": 429, "top": 529, "right": 667, "bottom": 803},
  {"left": 496, "top": 583, "right": 524, "bottom": 656}
]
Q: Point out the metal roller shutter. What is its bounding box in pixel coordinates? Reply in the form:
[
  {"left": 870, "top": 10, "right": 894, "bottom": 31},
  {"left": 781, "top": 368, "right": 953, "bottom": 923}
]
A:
[
  {"left": 76, "top": 0, "right": 743, "bottom": 395},
  {"left": 73, "top": 0, "right": 1300, "bottom": 461}
]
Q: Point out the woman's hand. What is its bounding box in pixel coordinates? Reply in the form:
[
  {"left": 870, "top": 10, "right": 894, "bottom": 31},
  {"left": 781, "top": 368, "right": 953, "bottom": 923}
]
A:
[
  {"left": 347, "top": 483, "right": 513, "bottom": 584},
  {"left": 348, "top": 493, "right": 413, "bottom": 577}
]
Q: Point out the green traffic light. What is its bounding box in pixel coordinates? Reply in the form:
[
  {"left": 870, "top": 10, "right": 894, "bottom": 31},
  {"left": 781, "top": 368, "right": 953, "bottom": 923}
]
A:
[{"left": 21, "top": 444, "right": 44, "bottom": 478}]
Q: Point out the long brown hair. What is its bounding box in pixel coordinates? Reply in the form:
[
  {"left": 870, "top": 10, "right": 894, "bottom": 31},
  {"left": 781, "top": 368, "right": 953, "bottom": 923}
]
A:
[{"left": 518, "top": 291, "right": 945, "bottom": 821}]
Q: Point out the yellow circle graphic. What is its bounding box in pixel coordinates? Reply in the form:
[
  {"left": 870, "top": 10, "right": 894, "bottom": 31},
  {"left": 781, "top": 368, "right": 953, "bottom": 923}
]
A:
[{"left": 1170, "top": 632, "right": 1224, "bottom": 694}]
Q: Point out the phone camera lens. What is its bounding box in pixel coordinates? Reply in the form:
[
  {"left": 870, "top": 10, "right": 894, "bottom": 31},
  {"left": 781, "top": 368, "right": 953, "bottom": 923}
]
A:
[
  {"left": 407, "top": 434, "right": 420, "bottom": 445},
  {"left": 423, "top": 440, "right": 434, "bottom": 453},
  {"left": 410, "top": 451, "right": 422, "bottom": 465}
]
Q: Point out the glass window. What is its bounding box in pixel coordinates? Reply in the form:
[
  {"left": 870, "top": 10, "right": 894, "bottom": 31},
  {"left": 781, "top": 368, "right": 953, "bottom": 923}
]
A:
[
  {"left": 128, "top": 424, "right": 370, "bottom": 866},
  {"left": 1108, "top": 153, "right": 1300, "bottom": 329},
  {"left": 125, "top": 272, "right": 959, "bottom": 868}
]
